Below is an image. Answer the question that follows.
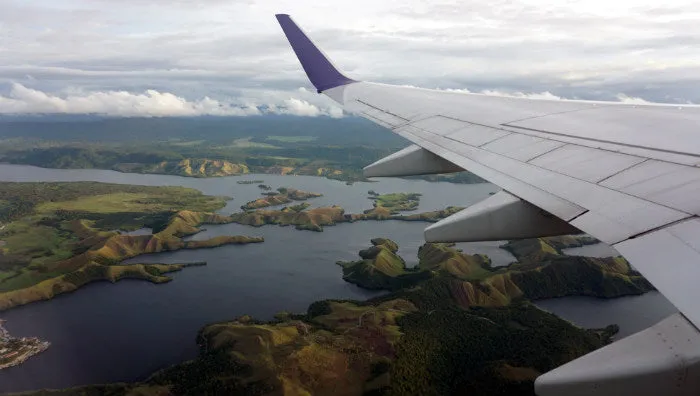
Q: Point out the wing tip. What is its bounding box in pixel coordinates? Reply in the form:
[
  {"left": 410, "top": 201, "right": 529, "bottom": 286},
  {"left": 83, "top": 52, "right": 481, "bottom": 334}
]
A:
[{"left": 275, "top": 13, "right": 356, "bottom": 93}]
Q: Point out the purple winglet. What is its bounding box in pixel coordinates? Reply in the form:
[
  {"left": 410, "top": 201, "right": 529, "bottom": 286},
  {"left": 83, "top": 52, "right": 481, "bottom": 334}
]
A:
[{"left": 276, "top": 14, "right": 356, "bottom": 93}]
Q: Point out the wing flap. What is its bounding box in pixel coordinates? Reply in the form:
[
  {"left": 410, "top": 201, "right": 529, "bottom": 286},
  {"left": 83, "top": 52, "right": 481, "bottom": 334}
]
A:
[{"left": 615, "top": 218, "right": 700, "bottom": 329}]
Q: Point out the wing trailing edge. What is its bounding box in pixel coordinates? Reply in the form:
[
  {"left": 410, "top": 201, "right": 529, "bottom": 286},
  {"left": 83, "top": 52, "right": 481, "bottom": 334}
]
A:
[
  {"left": 425, "top": 191, "right": 580, "bottom": 242},
  {"left": 536, "top": 313, "right": 700, "bottom": 396}
]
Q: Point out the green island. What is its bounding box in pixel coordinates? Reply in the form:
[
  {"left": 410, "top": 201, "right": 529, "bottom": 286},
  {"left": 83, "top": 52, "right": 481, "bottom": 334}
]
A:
[
  {"left": 0, "top": 117, "right": 485, "bottom": 183},
  {"left": 241, "top": 187, "right": 323, "bottom": 210},
  {"left": 29, "top": 236, "right": 641, "bottom": 395},
  {"left": 369, "top": 192, "right": 421, "bottom": 213},
  {"left": 0, "top": 182, "right": 263, "bottom": 311},
  {"left": 231, "top": 192, "right": 463, "bottom": 232}
]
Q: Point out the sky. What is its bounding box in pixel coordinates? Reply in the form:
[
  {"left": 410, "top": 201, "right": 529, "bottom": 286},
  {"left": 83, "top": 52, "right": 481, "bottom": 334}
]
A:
[{"left": 1, "top": 0, "right": 699, "bottom": 117}]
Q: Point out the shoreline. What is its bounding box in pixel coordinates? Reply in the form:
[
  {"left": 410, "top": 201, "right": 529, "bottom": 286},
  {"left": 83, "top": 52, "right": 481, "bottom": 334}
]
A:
[{"left": 0, "top": 320, "right": 51, "bottom": 370}]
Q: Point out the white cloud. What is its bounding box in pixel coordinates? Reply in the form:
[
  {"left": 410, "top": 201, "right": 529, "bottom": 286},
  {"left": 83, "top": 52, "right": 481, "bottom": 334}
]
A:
[
  {"left": 1, "top": 0, "right": 700, "bottom": 112},
  {"left": 0, "top": 83, "right": 344, "bottom": 117},
  {"left": 615, "top": 93, "right": 652, "bottom": 104}
]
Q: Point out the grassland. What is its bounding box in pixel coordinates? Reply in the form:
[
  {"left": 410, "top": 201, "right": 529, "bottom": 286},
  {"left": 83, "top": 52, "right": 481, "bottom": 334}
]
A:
[{"left": 0, "top": 182, "right": 262, "bottom": 310}]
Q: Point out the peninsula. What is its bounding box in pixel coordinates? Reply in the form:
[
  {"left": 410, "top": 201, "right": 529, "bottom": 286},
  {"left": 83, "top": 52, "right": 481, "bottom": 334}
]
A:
[
  {"left": 0, "top": 320, "right": 49, "bottom": 370},
  {"left": 0, "top": 182, "right": 263, "bottom": 311}
]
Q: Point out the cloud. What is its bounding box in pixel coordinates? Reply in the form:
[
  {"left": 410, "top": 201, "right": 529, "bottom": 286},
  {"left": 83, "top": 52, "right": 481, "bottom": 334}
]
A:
[
  {"left": 615, "top": 94, "right": 652, "bottom": 104},
  {"left": 0, "top": 83, "right": 344, "bottom": 118},
  {"left": 1, "top": 0, "right": 700, "bottom": 114}
]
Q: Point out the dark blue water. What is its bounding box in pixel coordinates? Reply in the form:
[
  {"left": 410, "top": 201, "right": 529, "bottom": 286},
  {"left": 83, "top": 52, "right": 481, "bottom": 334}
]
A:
[{"left": 0, "top": 165, "right": 678, "bottom": 393}]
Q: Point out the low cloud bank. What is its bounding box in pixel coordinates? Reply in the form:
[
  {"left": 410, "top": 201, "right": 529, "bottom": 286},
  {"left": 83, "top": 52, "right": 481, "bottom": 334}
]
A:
[
  {"left": 0, "top": 83, "right": 688, "bottom": 119},
  {"left": 0, "top": 83, "right": 344, "bottom": 118}
]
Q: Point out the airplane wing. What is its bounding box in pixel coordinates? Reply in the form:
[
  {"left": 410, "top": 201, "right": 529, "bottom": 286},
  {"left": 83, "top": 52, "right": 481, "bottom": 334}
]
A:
[{"left": 276, "top": 14, "right": 700, "bottom": 396}]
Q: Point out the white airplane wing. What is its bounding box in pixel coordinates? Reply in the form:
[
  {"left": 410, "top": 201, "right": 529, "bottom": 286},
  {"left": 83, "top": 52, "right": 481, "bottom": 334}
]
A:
[{"left": 276, "top": 14, "right": 700, "bottom": 396}]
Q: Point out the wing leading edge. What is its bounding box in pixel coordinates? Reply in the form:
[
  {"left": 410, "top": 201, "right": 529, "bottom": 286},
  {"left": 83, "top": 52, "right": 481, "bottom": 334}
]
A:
[{"left": 276, "top": 14, "right": 700, "bottom": 396}]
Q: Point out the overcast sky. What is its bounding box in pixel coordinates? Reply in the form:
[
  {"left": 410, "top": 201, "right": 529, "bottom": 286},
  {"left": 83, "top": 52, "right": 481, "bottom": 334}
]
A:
[{"left": 1, "top": 0, "right": 699, "bottom": 117}]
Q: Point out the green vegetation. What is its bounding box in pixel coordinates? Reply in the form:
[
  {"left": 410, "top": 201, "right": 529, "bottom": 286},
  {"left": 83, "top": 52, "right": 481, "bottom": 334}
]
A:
[
  {"left": 0, "top": 182, "right": 262, "bottom": 310},
  {"left": 240, "top": 187, "right": 322, "bottom": 210},
  {"left": 337, "top": 238, "right": 431, "bottom": 290},
  {"left": 369, "top": 192, "right": 421, "bottom": 214},
  {"left": 0, "top": 116, "right": 485, "bottom": 184},
  {"left": 114, "top": 159, "right": 249, "bottom": 177},
  {"left": 231, "top": 206, "right": 347, "bottom": 232},
  {"left": 32, "top": 237, "right": 634, "bottom": 396},
  {"left": 230, "top": 202, "right": 466, "bottom": 232}
]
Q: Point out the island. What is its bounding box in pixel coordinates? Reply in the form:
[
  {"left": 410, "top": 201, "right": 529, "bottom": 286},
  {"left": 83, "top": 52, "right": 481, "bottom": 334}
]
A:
[
  {"left": 0, "top": 320, "right": 50, "bottom": 370},
  {"left": 33, "top": 237, "right": 634, "bottom": 395},
  {"left": 236, "top": 180, "right": 264, "bottom": 185},
  {"left": 231, "top": 192, "right": 462, "bottom": 232},
  {"left": 240, "top": 187, "right": 323, "bottom": 210},
  {"left": 0, "top": 182, "right": 263, "bottom": 311},
  {"left": 368, "top": 192, "right": 421, "bottom": 213}
]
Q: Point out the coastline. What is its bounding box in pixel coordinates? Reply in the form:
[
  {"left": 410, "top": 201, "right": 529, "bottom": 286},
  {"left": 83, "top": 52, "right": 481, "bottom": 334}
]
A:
[{"left": 0, "top": 320, "right": 50, "bottom": 370}]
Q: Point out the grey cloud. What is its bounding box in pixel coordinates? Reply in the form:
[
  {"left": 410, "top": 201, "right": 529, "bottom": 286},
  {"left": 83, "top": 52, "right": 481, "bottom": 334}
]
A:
[{"left": 1, "top": 0, "right": 699, "bottom": 115}]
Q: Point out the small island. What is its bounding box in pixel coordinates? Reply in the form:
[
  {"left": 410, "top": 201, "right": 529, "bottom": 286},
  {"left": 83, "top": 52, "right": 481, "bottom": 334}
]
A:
[
  {"left": 230, "top": 203, "right": 464, "bottom": 232},
  {"left": 240, "top": 187, "right": 323, "bottom": 210},
  {"left": 368, "top": 192, "right": 421, "bottom": 213},
  {"left": 236, "top": 180, "right": 264, "bottom": 185},
  {"left": 1, "top": 320, "right": 49, "bottom": 370}
]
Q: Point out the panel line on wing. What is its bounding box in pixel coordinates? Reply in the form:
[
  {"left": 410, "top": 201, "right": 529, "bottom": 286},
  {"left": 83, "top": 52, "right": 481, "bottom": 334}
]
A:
[
  {"left": 405, "top": 126, "right": 689, "bottom": 243},
  {"left": 352, "top": 95, "right": 698, "bottom": 231},
  {"left": 501, "top": 103, "right": 613, "bottom": 125},
  {"left": 596, "top": 158, "right": 651, "bottom": 184},
  {"left": 504, "top": 123, "right": 700, "bottom": 161},
  {"left": 355, "top": 99, "right": 411, "bottom": 122}
]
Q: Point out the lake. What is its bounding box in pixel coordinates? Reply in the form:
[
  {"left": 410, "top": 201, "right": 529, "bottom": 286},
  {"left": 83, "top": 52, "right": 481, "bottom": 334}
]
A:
[{"left": 0, "top": 164, "right": 678, "bottom": 393}]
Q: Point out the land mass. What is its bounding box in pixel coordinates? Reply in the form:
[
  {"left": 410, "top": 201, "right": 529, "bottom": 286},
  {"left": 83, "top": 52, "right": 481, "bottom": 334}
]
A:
[
  {"left": 32, "top": 237, "right": 631, "bottom": 395},
  {"left": 114, "top": 159, "right": 249, "bottom": 178},
  {"left": 0, "top": 320, "right": 50, "bottom": 370},
  {"left": 0, "top": 121, "right": 485, "bottom": 183},
  {"left": 0, "top": 182, "right": 263, "bottom": 311},
  {"left": 231, "top": 193, "right": 464, "bottom": 231},
  {"left": 241, "top": 187, "right": 323, "bottom": 210}
]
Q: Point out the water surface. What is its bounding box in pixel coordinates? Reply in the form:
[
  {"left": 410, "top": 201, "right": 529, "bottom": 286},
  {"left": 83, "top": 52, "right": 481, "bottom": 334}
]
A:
[{"left": 0, "top": 164, "right": 677, "bottom": 392}]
